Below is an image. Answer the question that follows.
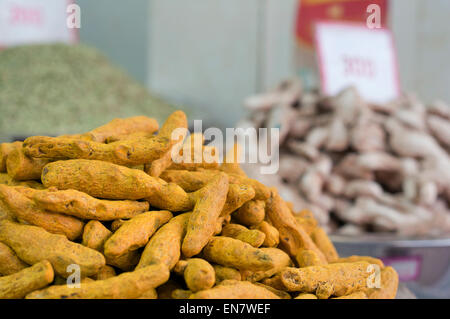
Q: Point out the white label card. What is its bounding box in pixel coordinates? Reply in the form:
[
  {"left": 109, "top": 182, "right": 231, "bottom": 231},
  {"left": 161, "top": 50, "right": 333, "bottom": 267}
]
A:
[
  {"left": 314, "top": 21, "right": 400, "bottom": 104},
  {"left": 0, "top": 0, "right": 77, "bottom": 48}
]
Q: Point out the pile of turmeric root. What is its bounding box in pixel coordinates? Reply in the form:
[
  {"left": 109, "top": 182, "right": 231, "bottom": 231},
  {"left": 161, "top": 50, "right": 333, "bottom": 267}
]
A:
[
  {"left": 0, "top": 111, "right": 398, "bottom": 299},
  {"left": 241, "top": 79, "right": 450, "bottom": 237}
]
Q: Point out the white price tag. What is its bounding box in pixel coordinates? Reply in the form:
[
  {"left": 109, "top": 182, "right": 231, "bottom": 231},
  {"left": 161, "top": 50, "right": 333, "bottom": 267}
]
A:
[
  {"left": 0, "top": 0, "right": 77, "bottom": 48},
  {"left": 314, "top": 21, "right": 400, "bottom": 104}
]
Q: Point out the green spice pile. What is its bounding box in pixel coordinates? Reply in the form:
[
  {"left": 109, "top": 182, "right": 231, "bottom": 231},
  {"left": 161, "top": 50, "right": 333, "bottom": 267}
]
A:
[{"left": 0, "top": 44, "right": 179, "bottom": 141}]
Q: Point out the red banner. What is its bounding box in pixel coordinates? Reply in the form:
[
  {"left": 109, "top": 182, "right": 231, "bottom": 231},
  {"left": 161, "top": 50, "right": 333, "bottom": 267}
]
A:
[{"left": 296, "top": 0, "right": 388, "bottom": 47}]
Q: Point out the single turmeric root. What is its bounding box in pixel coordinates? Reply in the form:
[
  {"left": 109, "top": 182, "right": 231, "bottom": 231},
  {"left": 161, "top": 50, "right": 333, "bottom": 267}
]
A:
[
  {"left": 202, "top": 236, "right": 275, "bottom": 271},
  {"left": 232, "top": 200, "right": 265, "bottom": 226},
  {"left": 310, "top": 227, "right": 339, "bottom": 263},
  {"left": 266, "top": 189, "right": 326, "bottom": 262},
  {"left": 183, "top": 258, "right": 216, "bottom": 292},
  {"left": 213, "top": 264, "right": 241, "bottom": 284},
  {"left": 241, "top": 247, "right": 292, "bottom": 282},
  {"left": 41, "top": 159, "right": 192, "bottom": 211},
  {"left": 366, "top": 266, "right": 398, "bottom": 299},
  {"left": 146, "top": 111, "right": 188, "bottom": 177},
  {"left": 0, "top": 220, "right": 105, "bottom": 278},
  {"left": 190, "top": 280, "right": 280, "bottom": 299},
  {"left": 26, "top": 263, "right": 170, "bottom": 299},
  {"left": 26, "top": 187, "right": 149, "bottom": 221},
  {"left": 295, "top": 249, "right": 327, "bottom": 268},
  {"left": 219, "top": 184, "right": 255, "bottom": 218},
  {"left": 0, "top": 141, "right": 22, "bottom": 172},
  {"left": 137, "top": 212, "right": 191, "bottom": 270},
  {"left": 221, "top": 223, "right": 266, "bottom": 248},
  {"left": 82, "top": 220, "right": 112, "bottom": 252},
  {"left": 251, "top": 221, "right": 279, "bottom": 248},
  {"left": 104, "top": 210, "right": 172, "bottom": 257},
  {"left": 6, "top": 148, "right": 51, "bottom": 180},
  {"left": 81, "top": 116, "right": 160, "bottom": 143},
  {"left": 0, "top": 241, "right": 28, "bottom": 276},
  {"left": 0, "top": 173, "right": 43, "bottom": 189},
  {"left": 280, "top": 262, "right": 374, "bottom": 299},
  {"left": 0, "top": 260, "right": 54, "bottom": 299},
  {"left": 0, "top": 185, "right": 84, "bottom": 240},
  {"left": 182, "top": 173, "right": 229, "bottom": 257},
  {"left": 23, "top": 135, "right": 171, "bottom": 166},
  {"left": 334, "top": 255, "right": 384, "bottom": 268},
  {"left": 92, "top": 265, "right": 116, "bottom": 281}
]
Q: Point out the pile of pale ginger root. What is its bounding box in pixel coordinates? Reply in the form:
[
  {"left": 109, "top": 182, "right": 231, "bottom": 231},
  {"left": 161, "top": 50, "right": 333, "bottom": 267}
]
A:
[
  {"left": 0, "top": 111, "right": 397, "bottom": 299},
  {"left": 241, "top": 78, "right": 450, "bottom": 237}
]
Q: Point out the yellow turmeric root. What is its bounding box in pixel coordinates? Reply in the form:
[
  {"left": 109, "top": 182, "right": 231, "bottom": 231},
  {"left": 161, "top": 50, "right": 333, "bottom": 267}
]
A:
[
  {"left": 183, "top": 258, "right": 216, "bottom": 292},
  {"left": 81, "top": 220, "right": 112, "bottom": 252},
  {"left": 220, "top": 143, "right": 247, "bottom": 176},
  {"left": 0, "top": 173, "right": 43, "bottom": 189},
  {"left": 232, "top": 200, "right": 265, "bottom": 227},
  {"left": 0, "top": 260, "right": 54, "bottom": 299},
  {"left": 280, "top": 262, "right": 374, "bottom": 299},
  {"left": 310, "top": 227, "right": 339, "bottom": 263},
  {"left": 0, "top": 185, "right": 84, "bottom": 240},
  {"left": 221, "top": 223, "right": 266, "bottom": 248},
  {"left": 213, "top": 264, "right": 241, "bottom": 284},
  {"left": 182, "top": 173, "right": 229, "bottom": 257},
  {"left": 0, "top": 220, "right": 105, "bottom": 278},
  {"left": 137, "top": 212, "right": 191, "bottom": 270},
  {"left": 0, "top": 141, "right": 22, "bottom": 172},
  {"left": 190, "top": 280, "right": 280, "bottom": 299},
  {"left": 0, "top": 241, "right": 28, "bottom": 275},
  {"left": 295, "top": 249, "right": 327, "bottom": 268},
  {"left": 23, "top": 135, "right": 171, "bottom": 166},
  {"left": 104, "top": 210, "right": 172, "bottom": 257},
  {"left": 295, "top": 293, "right": 318, "bottom": 299},
  {"left": 366, "top": 266, "right": 399, "bottom": 299},
  {"left": 265, "top": 189, "right": 326, "bottom": 262},
  {"left": 41, "top": 159, "right": 192, "bottom": 211},
  {"left": 26, "top": 263, "right": 170, "bottom": 299},
  {"left": 6, "top": 148, "right": 51, "bottom": 180},
  {"left": 334, "top": 255, "right": 384, "bottom": 268},
  {"left": 202, "top": 236, "right": 275, "bottom": 271},
  {"left": 26, "top": 187, "right": 149, "bottom": 220},
  {"left": 241, "top": 247, "right": 292, "bottom": 282},
  {"left": 251, "top": 221, "right": 280, "bottom": 248},
  {"left": 81, "top": 115, "right": 160, "bottom": 143},
  {"left": 332, "top": 291, "right": 368, "bottom": 299},
  {"left": 92, "top": 265, "right": 116, "bottom": 281}
]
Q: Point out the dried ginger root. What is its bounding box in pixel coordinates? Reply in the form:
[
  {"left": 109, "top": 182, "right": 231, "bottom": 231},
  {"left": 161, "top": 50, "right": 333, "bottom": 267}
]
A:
[
  {"left": 0, "top": 220, "right": 105, "bottom": 278},
  {"left": 0, "top": 260, "right": 54, "bottom": 299},
  {"left": 26, "top": 263, "right": 169, "bottom": 299},
  {"left": 280, "top": 262, "right": 374, "bottom": 299},
  {"left": 23, "top": 135, "right": 170, "bottom": 166},
  {"left": 0, "top": 185, "right": 84, "bottom": 240},
  {"left": 104, "top": 210, "right": 172, "bottom": 257},
  {"left": 0, "top": 241, "right": 28, "bottom": 275}
]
